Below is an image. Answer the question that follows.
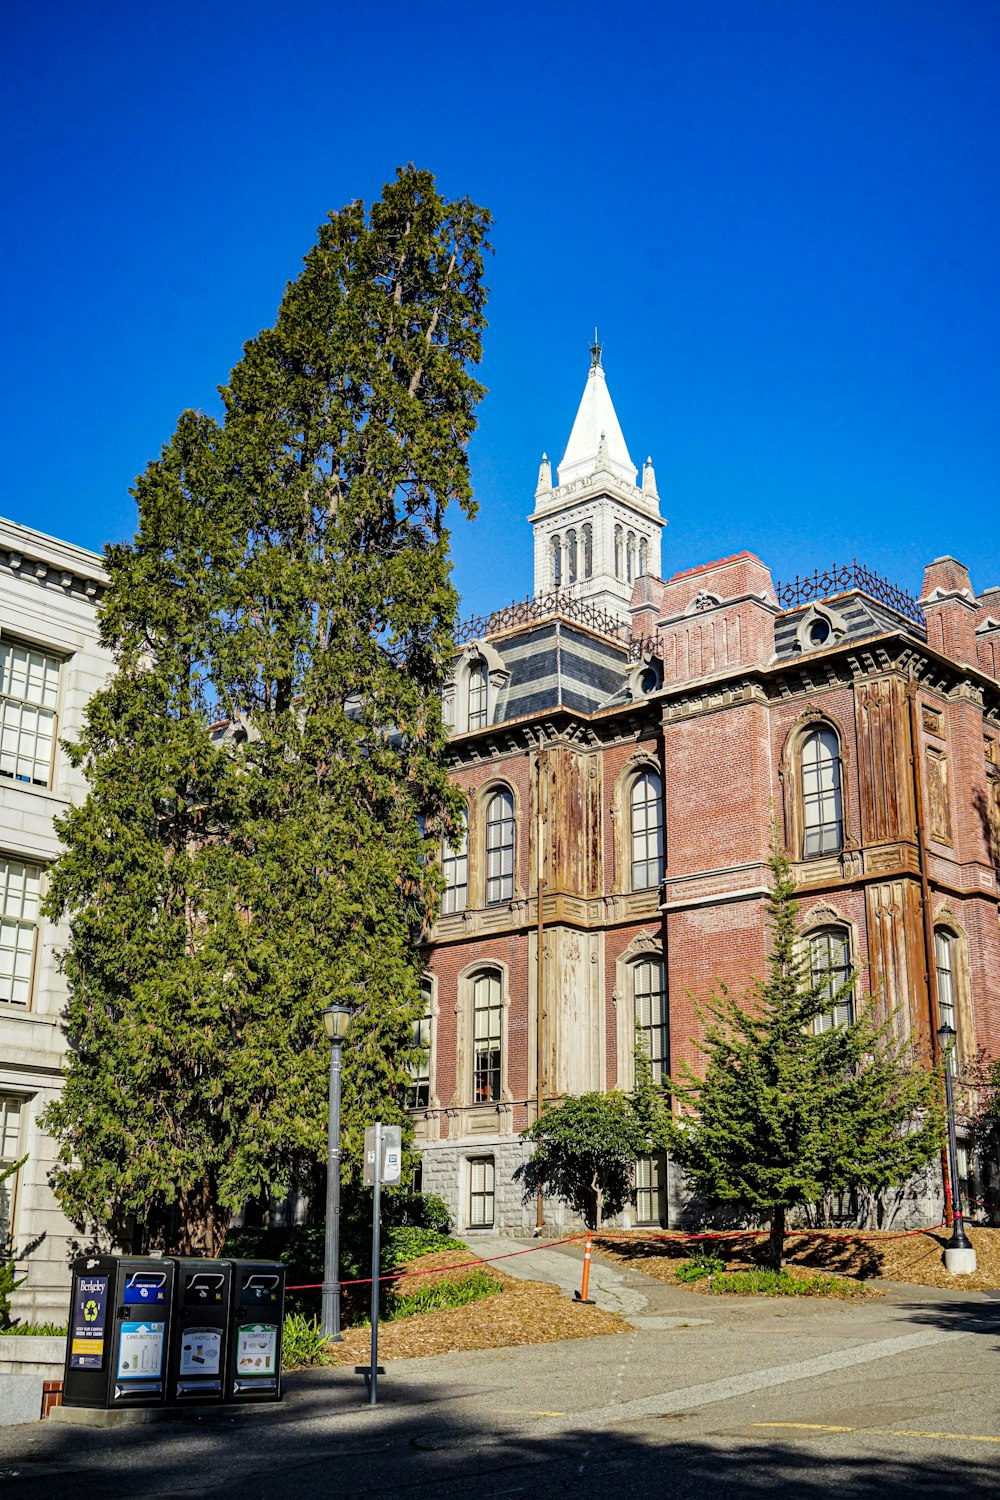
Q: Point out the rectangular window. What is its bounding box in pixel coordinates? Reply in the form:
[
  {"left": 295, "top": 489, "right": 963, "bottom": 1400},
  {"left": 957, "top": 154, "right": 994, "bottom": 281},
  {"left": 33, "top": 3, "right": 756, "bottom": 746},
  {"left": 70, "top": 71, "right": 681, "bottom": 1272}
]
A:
[
  {"left": 441, "top": 812, "right": 468, "bottom": 914},
  {"left": 935, "top": 930, "right": 956, "bottom": 1033},
  {"left": 0, "top": 858, "right": 42, "bottom": 1008},
  {"left": 486, "top": 792, "right": 515, "bottom": 905},
  {"left": 468, "top": 1156, "right": 495, "bottom": 1228},
  {"left": 468, "top": 663, "right": 488, "bottom": 731},
  {"left": 405, "top": 982, "right": 432, "bottom": 1109},
  {"left": 0, "top": 1095, "right": 24, "bottom": 1250},
  {"left": 635, "top": 1154, "right": 666, "bottom": 1226},
  {"left": 634, "top": 959, "right": 667, "bottom": 1084},
  {"left": 473, "top": 972, "right": 502, "bottom": 1103},
  {"left": 0, "top": 643, "right": 61, "bottom": 789},
  {"left": 809, "top": 929, "right": 853, "bottom": 1033}
]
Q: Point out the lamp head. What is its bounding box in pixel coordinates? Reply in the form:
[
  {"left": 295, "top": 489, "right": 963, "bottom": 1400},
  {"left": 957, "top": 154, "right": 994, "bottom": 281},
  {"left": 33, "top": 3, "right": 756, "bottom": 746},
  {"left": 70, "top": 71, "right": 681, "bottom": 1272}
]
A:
[
  {"left": 322, "top": 1003, "right": 353, "bottom": 1043},
  {"left": 936, "top": 1020, "right": 957, "bottom": 1057}
]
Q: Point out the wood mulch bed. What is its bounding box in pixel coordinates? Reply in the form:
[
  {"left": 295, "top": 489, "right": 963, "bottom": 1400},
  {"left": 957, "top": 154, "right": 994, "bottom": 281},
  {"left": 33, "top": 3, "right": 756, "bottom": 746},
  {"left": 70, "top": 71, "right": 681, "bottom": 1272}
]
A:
[
  {"left": 592, "top": 1224, "right": 1000, "bottom": 1294},
  {"left": 326, "top": 1248, "right": 626, "bottom": 1365}
]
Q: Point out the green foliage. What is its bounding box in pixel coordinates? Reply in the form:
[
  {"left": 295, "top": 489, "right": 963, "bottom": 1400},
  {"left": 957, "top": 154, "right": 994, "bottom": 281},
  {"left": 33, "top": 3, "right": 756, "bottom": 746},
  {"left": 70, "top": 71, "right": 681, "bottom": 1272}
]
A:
[
  {"left": 385, "top": 1227, "right": 465, "bottom": 1266},
  {"left": 706, "top": 1269, "right": 867, "bottom": 1297},
  {"left": 515, "top": 1092, "right": 652, "bottom": 1228},
  {"left": 1, "top": 1322, "right": 68, "bottom": 1337},
  {"left": 281, "top": 1313, "right": 337, "bottom": 1370},
  {"left": 675, "top": 1251, "right": 725, "bottom": 1283},
  {"left": 223, "top": 1190, "right": 460, "bottom": 1316},
  {"left": 666, "top": 843, "right": 943, "bottom": 1267},
  {"left": 0, "top": 1155, "right": 27, "bottom": 1327},
  {"left": 388, "top": 1268, "right": 501, "bottom": 1318},
  {"left": 42, "top": 167, "right": 491, "bottom": 1255}
]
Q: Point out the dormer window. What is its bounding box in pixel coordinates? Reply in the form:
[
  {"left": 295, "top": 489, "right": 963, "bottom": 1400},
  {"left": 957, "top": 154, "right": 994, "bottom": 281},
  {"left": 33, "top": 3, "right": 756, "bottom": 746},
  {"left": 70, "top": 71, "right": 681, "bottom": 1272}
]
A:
[{"left": 468, "top": 659, "right": 488, "bottom": 730}]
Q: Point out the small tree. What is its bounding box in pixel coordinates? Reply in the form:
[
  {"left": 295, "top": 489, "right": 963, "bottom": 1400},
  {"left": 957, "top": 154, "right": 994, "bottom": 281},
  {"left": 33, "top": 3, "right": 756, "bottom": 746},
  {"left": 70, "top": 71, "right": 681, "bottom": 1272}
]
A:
[
  {"left": 666, "top": 845, "right": 943, "bottom": 1267},
  {"left": 0, "top": 1155, "right": 27, "bottom": 1327},
  {"left": 514, "top": 1092, "right": 650, "bottom": 1229}
]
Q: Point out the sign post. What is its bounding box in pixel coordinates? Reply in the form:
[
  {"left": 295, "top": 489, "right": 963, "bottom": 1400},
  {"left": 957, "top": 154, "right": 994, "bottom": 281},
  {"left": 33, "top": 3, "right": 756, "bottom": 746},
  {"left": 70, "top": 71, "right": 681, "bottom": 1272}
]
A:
[{"left": 359, "top": 1123, "right": 402, "bottom": 1405}]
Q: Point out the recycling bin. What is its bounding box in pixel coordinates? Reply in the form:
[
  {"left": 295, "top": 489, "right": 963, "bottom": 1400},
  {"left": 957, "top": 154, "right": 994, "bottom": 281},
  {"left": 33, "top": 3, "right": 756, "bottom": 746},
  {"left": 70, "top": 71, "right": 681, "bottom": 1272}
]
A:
[
  {"left": 166, "top": 1259, "right": 233, "bottom": 1403},
  {"left": 62, "top": 1255, "right": 175, "bottom": 1409},
  {"left": 225, "top": 1260, "right": 285, "bottom": 1402}
]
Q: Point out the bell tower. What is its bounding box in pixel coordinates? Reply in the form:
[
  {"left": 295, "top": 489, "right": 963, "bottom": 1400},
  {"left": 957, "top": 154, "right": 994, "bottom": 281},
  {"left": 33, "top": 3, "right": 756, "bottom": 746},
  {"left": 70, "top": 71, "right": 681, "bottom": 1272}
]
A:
[{"left": 530, "top": 338, "right": 665, "bottom": 620}]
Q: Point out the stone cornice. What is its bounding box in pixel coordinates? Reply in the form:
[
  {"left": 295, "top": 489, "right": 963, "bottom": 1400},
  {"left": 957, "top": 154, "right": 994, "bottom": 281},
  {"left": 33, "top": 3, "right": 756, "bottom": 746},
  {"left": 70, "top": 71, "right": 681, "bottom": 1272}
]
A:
[{"left": 0, "top": 517, "right": 107, "bottom": 602}]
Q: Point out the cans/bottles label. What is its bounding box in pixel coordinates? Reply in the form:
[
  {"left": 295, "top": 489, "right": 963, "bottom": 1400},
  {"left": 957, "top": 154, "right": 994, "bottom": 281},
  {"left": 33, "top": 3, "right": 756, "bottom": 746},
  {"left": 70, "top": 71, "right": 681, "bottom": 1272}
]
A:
[
  {"left": 236, "top": 1323, "right": 277, "bottom": 1375},
  {"left": 117, "top": 1321, "right": 165, "bottom": 1379}
]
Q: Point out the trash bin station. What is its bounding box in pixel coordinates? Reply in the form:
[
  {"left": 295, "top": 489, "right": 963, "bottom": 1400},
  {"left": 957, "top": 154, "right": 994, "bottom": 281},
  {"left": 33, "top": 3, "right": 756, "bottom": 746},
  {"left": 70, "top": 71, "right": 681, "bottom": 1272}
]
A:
[{"left": 62, "top": 1255, "right": 284, "bottom": 1411}]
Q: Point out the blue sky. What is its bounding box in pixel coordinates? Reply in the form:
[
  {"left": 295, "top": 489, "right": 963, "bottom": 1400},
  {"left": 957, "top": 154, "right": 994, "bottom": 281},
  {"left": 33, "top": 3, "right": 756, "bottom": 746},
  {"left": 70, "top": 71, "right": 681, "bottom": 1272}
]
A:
[{"left": 2, "top": 0, "right": 997, "bottom": 620}]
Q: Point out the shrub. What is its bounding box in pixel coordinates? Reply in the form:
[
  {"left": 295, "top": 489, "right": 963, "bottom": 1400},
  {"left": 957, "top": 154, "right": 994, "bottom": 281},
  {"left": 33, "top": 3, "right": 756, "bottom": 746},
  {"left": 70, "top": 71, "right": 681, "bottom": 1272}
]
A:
[
  {"left": 1, "top": 1321, "right": 67, "bottom": 1337},
  {"left": 281, "top": 1314, "right": 337, "bottom": 1370},
  {"left": 707, "top": 1269, "right": 866, "bottom": 1297},
  {"left": 384, "top": 1227, "right": 465, "bottom": 1267},
  {"left": 389, "top": 1269, "right": 502, "bottom": 1320},
  {"left": 675, "top": 1252, "right": 726, "bottom": 1284}
]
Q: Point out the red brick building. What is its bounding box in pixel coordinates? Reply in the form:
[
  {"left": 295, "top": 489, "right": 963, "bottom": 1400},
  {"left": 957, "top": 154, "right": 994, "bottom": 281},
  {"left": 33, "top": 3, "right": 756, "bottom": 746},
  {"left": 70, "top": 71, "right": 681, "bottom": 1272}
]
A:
[{"left": 413, "top": 348, "right": 1000, "bottom": 1235}]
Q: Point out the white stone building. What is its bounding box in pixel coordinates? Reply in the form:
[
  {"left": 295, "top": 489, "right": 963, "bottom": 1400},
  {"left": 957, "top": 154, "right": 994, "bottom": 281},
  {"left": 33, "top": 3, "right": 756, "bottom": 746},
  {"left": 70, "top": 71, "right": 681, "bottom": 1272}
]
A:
[{"left": 0, "top": 519, "right": 109, "bottom": 1322}]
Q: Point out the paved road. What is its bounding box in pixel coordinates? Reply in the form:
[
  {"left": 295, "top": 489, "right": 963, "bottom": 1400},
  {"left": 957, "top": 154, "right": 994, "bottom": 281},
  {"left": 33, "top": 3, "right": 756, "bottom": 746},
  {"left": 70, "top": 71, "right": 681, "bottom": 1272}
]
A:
[{"left": 1, "top": 1253, "right": 997, "bottom": 1498}]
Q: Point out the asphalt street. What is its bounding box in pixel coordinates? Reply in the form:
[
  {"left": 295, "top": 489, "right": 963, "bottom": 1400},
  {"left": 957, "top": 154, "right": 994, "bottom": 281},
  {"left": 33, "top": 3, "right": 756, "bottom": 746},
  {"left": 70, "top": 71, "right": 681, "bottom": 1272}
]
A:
[{"left": 1, "top": 1252, "right": 997, "bottom": 1499}]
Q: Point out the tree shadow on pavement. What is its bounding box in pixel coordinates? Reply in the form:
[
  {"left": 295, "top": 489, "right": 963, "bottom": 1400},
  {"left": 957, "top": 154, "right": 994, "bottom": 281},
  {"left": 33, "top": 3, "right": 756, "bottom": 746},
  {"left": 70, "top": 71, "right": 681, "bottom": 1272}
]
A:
[{"left": 1, "top": 1369, "right": 998, "bottom": 1500}]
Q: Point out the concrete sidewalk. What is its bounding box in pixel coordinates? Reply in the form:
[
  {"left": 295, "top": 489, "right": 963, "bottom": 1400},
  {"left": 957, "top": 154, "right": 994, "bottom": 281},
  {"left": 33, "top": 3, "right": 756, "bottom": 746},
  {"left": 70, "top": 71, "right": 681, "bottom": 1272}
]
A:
[{"left": 466, "top": 1234, "right": 714, "bottom": 1329}]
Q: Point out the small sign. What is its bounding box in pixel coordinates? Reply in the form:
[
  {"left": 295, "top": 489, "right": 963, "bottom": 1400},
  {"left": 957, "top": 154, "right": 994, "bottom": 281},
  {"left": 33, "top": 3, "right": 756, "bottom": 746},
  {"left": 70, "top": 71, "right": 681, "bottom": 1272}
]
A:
[
  {"left": 363, "top": 1124, "right": 403, "bottom": 1185},
  {"left": 382, "top": 1125, "right": 402, "bottom": 1185},
  {"left": 122, "top": 1271, "right": 168, "bottom": 1305},
  {"left": 70, "top": 1273, "right": 109, "bottom": 1370}
]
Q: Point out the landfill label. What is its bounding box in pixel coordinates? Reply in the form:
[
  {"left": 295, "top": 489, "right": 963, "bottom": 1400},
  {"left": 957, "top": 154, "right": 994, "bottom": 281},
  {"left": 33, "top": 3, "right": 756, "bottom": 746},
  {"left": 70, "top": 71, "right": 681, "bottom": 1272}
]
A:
[{"left": 178, "top": 1327, "right": 222, "bottom": 1376}]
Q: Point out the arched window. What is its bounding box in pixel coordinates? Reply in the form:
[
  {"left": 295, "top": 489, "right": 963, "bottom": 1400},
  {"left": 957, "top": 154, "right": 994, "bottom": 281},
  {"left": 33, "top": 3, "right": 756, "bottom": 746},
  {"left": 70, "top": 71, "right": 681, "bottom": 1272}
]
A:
[
  {"left": 626, "top": 531, "right": 636, "bottom": 584},
  {"left": 472, "top": 971, "right": 503, "bottom": 1102},
  {"left": 935, "top": 928, "right": 957, "bottom": 1035},
  {"left": 801, "top": 727, "right": 843, "bottom": 856},
  {"left": 633, "top": 957, "right": 668, "bottom": 1083},
  {"left": 405, "top": 975, "right": 433, "bottom": 1108},
  {"left": 614, "top": 525, "right": 623, "bottom": 580},
  {"left": 551, "top": 535, "right": 562, "bottom": 589},
  {"left": 639, "top": 537, "right": 648, "bottom": 577},
  {"left": 442, "top": 808, "right": 468, "bottom": 914},
  {"left": 809, "top": 927, "right": 853, "bottom": 1032},
  {"left": 485, "top": 789, "right": 515, "bottom": 904},
  {"left": 467, "top": 659, "right": 488, "bottom": 730},
  {"left": 582, "top": 523, "right": 593, "bottom": 579},
  {"left": 630, "top": 771, "right": 664, "bottom": 890},
  {"left": 565, "top": 529, "right": 578, "bottom": 585}
]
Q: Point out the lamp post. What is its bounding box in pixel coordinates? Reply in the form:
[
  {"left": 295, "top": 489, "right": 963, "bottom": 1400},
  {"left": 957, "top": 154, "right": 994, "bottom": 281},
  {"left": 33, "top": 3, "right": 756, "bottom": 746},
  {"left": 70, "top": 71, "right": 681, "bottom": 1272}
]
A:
[
  {"left": 321, "top": 1002, "right": 353, "bottom": 1340},
  {"left": 936, "top": 1021, "right": 977, "bottom": 1274}
]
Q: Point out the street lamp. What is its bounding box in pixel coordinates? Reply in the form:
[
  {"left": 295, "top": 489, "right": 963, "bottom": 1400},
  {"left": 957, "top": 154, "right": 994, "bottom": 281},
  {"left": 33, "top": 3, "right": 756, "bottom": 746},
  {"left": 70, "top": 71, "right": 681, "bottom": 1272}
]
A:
[
  {"left": 321, "top": 1002, "right": 353, "bottom": 1340},
  {"left": 936, "top": 1021, "right": 977, "bottom": 1274}
]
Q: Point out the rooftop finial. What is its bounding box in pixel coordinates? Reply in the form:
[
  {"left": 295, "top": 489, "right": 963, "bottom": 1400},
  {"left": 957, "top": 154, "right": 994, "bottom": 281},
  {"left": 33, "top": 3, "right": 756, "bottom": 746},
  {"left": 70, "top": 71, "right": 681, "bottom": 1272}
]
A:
[{"left": 590, "top": 327, "right": 602, "bottom": 369}]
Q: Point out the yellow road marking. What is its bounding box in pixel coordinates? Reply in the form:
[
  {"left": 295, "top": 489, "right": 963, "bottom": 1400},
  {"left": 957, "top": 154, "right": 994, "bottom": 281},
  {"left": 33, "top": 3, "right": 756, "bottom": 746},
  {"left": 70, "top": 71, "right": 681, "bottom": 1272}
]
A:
[{"left": 752, "top": 1422, "right": 1000, "bottom": 1445}]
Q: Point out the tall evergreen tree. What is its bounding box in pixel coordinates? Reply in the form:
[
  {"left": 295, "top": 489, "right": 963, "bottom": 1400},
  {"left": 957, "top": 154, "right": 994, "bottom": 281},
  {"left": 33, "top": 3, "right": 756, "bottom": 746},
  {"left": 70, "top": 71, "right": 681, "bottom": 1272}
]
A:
[
  {"left": 44, "top": 169, "right": 491, "bottom": 1254},
  {"left": 666, "top": 845, "right": 943, "bottom": 1267}
]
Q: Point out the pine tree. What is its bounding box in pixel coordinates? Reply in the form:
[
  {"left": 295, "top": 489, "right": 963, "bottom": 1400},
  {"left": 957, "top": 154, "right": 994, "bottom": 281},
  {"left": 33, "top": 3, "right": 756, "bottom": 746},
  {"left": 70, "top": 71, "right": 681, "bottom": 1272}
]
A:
[
  {"left": 666, "top": 845, "right": 943, "bottom": 1267},
  {"left": 43, "top": 168, "right": 491, "bottom": 1254}
]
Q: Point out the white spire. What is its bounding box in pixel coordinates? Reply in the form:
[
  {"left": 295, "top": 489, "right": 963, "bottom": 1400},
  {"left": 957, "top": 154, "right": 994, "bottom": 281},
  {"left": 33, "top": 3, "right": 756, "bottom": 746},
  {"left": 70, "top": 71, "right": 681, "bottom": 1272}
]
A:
[
  {"left": 642, "top": 455, "right": 658, "bottom": 497},
  {"left": 535, "top": 452, "right": 552, "bottom": 498},
  {"left": 556, "top": 341, "right": 637, "bottom": 488}
]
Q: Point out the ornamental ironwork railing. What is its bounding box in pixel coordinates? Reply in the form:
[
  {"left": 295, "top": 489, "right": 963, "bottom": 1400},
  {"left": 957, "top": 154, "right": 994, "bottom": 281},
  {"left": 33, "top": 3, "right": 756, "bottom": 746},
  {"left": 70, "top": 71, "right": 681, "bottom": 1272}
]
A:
[
  {"left": 455, "top": 590, "right": 632, "bottom": 646},
  {"left": 773, "top": 560, "right": 924, "bottom": 627}
]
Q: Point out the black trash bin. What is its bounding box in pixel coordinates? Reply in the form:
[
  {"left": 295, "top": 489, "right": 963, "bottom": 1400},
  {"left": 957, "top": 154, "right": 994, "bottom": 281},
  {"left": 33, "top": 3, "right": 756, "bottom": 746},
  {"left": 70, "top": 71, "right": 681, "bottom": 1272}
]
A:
[
  {"left": 166, "top": 1259, "right": 233, "bottom": 1403},
  {"left": 225, "top": 1260, "right": 285, "bottom": 1402},
  {"left": 62, "top": 1256, "right": 175, "bottom": 1409}
]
